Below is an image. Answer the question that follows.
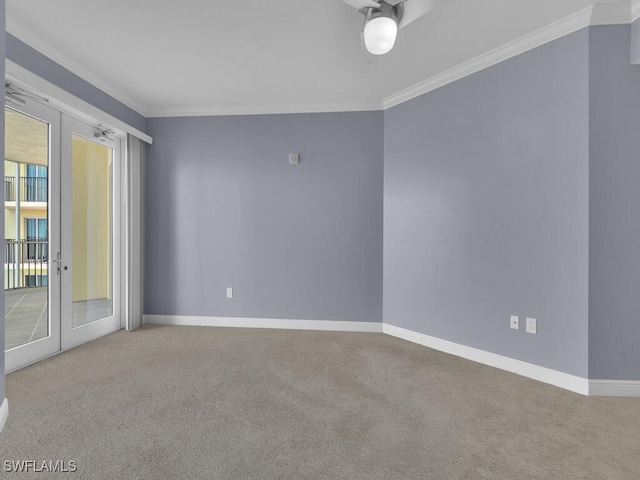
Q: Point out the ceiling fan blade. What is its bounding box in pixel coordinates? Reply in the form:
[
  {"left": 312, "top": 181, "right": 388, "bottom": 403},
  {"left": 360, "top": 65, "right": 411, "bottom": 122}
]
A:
[
  {"left": 398, "top": 0, "right": 439, "bottom": 28},
  {"left": 340, "top": 0, "right": 381, "bottom": 10}
]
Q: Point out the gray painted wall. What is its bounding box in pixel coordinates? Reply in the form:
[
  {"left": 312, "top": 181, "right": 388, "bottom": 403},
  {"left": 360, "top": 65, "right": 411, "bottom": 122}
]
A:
[
  {"left": 588, "top": 25, "right": 640, "bottom": 380},
  {"left": 383, "top": 30, "right": 590, "bottom": 377},
  {"left": 2, "top": 18, "right": 636, "bottom": 386},
  {"left": 6, "top": 34, "right": 147, "bottom": 134},
  {"left": 1, "top": 0, "right": 6, "bottom": 402},
  {"left": 145, "top": 112, "right": 383, "bottom": 323},
  {"left": 631, "top": 18, "right": 640, "bottom": 65}
]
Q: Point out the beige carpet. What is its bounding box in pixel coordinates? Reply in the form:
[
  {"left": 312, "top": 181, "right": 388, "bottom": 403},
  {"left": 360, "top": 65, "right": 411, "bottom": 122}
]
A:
[{"left": 2, "top": 325, "right": 639, "bottom": 479}]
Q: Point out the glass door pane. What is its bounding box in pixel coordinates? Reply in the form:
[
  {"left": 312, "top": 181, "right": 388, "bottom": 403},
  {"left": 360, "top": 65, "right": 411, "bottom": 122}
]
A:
[
  {"left": 60, "top": 114, "right": 121, "bottom": 350},
  {"left": 71, "top": 134, "right": 113, "bottom": 327},
  {"left": 4, "top": 107, "right": 50, "bottom": 350},
  {"left": 4, "top": 99, "right": 61, "bottom": 372}
]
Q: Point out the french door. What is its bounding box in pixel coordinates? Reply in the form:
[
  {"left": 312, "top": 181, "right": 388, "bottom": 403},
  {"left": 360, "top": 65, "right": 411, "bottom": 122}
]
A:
[
  {"left": 5, "top": 100, "right": 122, "bottom": 371},
  {"left": 60, "top": 114, "right": 121, "bottom": 350}
]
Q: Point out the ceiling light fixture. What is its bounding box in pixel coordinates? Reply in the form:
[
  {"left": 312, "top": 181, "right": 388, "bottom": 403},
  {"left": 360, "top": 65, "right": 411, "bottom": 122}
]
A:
[{"left": 362, "top": 2, "right": 404, "bottom": 55}]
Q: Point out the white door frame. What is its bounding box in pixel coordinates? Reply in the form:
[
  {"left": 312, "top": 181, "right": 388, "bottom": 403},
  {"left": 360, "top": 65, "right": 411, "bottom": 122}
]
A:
[
  {"left": 5, "top": 105, "right": 125, "bottom": 372},
  {"left": 4, "top": 100, "right": 62, "bottom": 372},
  {"left": 59, "top": 114, "right": 122, "bottom": 351},
  {"left": 4, "top": 66, "right": 140, "bottom": 373}
]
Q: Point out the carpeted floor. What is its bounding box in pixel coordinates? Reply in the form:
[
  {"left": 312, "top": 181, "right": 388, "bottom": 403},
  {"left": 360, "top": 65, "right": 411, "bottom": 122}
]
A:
[{"left": 2, "top": 325, "right": 639, "bottom": 479}]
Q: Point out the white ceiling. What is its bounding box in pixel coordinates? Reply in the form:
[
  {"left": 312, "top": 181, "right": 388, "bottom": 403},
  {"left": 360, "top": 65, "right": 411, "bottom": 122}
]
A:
[{"left": 5, "top": 0, "right": 629, "bottom": 117}]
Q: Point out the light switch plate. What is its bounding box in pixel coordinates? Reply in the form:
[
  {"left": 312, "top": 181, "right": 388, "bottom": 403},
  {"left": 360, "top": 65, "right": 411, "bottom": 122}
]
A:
[
  {"left": 526, "top": 317, "right": 537, "bottom": 334},
  {"left": 510, "top": 315, "right": 519, "bottom": 330},
  {"left": 226, "top": 287, "right": 233, "bottom": 299}
]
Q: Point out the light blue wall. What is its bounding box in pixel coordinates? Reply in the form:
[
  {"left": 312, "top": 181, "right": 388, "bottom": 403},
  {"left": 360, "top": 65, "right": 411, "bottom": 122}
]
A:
[
  {"left": 383, "top": 30, "right": 590, "bottom": 377},
  {"left": 3, "top": 18, "right": 637, "bottom": 384},
  {"left": 6, "top": 34, "right": 147, "bottom": 133},
  {"left": 145, "top": 112, "right": 383, "bottom": 323},
  {"left": 588, "top": 25, "right": 640, "bottom": 380},
  {"left": 1, "top": 0, "right": 6, "bottom": 402},
  {"left": 631, "top": 18, "right": 640, "bottom": 64}
]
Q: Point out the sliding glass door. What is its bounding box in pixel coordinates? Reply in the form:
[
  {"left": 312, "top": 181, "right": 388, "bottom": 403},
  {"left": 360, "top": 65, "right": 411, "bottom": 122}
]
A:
[{"left": 5, "top": 100, "right": 122, "bottom": 371}]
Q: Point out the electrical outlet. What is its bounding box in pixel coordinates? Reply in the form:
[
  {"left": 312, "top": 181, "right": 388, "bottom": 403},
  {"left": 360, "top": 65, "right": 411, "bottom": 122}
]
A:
[
  {"left": 510, "top": 315, "right": 519, "bottom": 330},
  {"left": 226, "top": 287, "right": 233, "bottom": 299},
  {"left": 526, "top": 317, "right": 537, "bottom": 334}
]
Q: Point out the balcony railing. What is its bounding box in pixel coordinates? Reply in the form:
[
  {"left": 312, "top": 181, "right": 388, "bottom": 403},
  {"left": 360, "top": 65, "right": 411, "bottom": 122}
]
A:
[
  {"left": 4, "top": 239, "right": 49, "bottom": 290},
  {"left": 4, "top": 177, "right": 48, "bottom": 202}
]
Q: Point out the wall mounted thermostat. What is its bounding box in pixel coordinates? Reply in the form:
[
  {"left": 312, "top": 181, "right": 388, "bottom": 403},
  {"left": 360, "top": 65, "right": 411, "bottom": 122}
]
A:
[{"left": 289, "top": 153, "right": 300, "bottom": 165}]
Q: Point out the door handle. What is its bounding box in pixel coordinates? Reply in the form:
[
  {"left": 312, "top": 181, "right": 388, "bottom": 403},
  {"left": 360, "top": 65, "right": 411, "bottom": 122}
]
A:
[{"left": 53, "top": 252, "right": 63, "bottom": 274}]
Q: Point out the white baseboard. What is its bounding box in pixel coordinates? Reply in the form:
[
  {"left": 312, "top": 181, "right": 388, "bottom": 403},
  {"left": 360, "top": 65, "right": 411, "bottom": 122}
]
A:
[
  {"left": 383, "top": 324, "right": 590, "bottom": 396},
  {"left": 142, "top": 315, "right": 639, "bottom": 397},
  {"left": 589, "top": 380, "right": 640, "bottom": 397},
  {"left": 0, "top": 398, "right": 8, "bottom": 432},
  {"left": 143, "top": 315, "right": 383, "bottom": 333}
]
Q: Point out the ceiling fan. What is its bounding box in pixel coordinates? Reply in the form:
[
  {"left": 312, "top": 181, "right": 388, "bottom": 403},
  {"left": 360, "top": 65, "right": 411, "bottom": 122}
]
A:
[{"left": 340, "top": 0, "right": 439, "bottom": 55}]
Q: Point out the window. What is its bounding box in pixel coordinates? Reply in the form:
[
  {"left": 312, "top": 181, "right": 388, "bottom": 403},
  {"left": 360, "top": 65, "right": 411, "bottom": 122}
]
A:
[
  {"left": 24, "top": 164, "right": 48, "bottom": 202},
  {"left": 25, "top": 218, "right": 48, "bottom": 260},
  {"left": 24, "top": 274, "right": 48, "bottom": 287}
]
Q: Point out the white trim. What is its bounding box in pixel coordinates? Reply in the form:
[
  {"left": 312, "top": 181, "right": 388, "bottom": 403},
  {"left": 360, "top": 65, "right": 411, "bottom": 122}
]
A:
[
  {"left": 590, "top": 1, "right": 633, "bottom": 26},
  {"left": 6, "top": 60, "right": 153, "bottom": 144},
  {"left": 143, "top": 314, "right": 383, "bottom": 333},
  {"left": 142, "top": 317, "right": 640, "bottom": 397},
  {"left": 589, "top": 380, "right": 640, "bottom": 397},
  {"left": 383, "top": 4, "right": 634, "bottom": 110},
  {"left": 7, "top": 3, "right": 637, "bottom": 118},
  {"left": 6, "top": 23, "right": 149, "bottom": 117},
  {"left": 632, "top": 0, "right": 640, "bottom": 22},
  {"left": 382, "top": 324, "right": 590, "bottom": 396},
  {"left": 7, "top": 17, "right": 383, "bottom": 119},
  {"left": 59, "top": 115, "right": 123, "bottom": 350},
  {"left": 145, "top": 102, "right": 383, "bottom": 118},
  {"left": 383, "top": 7, "right": 592, "bottom": 109},
  {"left": 0, "top": 398, "right": 8, "bottom": 432}
]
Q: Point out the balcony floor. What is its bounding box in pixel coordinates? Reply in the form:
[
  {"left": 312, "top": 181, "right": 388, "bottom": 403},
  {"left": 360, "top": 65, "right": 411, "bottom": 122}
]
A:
[
  {"left": 5, "top": 287, "right": 113, "bottom": 351},
  {"left": 5, "top": 287, "right": 48, "bottom": 350}
]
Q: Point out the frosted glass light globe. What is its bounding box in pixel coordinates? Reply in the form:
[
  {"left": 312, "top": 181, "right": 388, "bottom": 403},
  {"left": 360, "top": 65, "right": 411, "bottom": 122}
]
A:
[{"left": 363, "top": 16, "right": 398, "bottom": 55}]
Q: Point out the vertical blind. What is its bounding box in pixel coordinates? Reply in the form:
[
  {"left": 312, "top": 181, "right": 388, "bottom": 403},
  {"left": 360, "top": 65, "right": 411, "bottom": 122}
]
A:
[{"left": 126, "top": 134, "right": 144, "bottom": 331}]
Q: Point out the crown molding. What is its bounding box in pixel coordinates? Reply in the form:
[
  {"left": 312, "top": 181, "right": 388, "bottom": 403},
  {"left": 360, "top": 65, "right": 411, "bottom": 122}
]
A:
[
  {"left": 6, "top": 21, "right": 150, "bottom": 118},
  {"left": 632, "top": 0, "right": 640, "bottom": 22},
  {"left": 591, "top": 1, "right": 633, "bottom": 25},
  {"left": 384, "top": 3, "right": 633, "bottom": 110},
  {"left": 6, "top": 60, "right": 153, "bottom": 144},
  {"left": 6, "top": 12, "right": 382, "bottom": 119},
  {"left": 6, "top": 3, "right": 637, "bottom": 118},
  {"left": 145, "top": 102, "right": 383, "bottom": 118}
]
